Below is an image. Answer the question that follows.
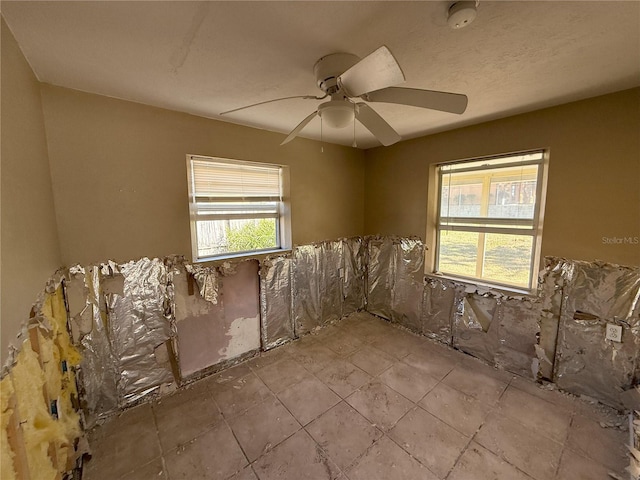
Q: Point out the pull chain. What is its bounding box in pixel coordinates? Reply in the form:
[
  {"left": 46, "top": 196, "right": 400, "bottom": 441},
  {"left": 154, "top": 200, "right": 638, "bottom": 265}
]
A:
[
  {"left": 352, "top": 104, "right": 357, "bottom": 148},
  {"left": 320, "top": 115, "right": 324, "bottom": 153}
]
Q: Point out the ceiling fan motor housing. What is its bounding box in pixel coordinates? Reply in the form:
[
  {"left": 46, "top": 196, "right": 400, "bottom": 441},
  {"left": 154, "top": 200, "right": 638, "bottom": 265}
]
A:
[{"left": 314, "top": 53, "right": 360, "bottom": 94}]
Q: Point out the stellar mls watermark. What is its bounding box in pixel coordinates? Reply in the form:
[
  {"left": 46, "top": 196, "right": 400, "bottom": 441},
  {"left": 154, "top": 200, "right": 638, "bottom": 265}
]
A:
[{"left": 602, "top": 236, "right": 639, "bottom": 245}]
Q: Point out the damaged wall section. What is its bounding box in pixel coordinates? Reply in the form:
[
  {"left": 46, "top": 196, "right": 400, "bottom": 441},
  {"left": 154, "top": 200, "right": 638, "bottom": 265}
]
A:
[
  {"left": 371, "top": 247, "right": 640, "bottom": 408},
  {"left": 554, "top": 260, "right": 640, "bottom": 408},
  {"left": 5, "top": 235, "right": 640, "bottom": 458},
  {"left": 363, "top": 235, "right": 542, "bottom": 379},
  {"left": 432, "top": 257, "right": 640, "bottom": 408},
  {"left": 280, "top": 236, "right": 640, "bottom": 410}
]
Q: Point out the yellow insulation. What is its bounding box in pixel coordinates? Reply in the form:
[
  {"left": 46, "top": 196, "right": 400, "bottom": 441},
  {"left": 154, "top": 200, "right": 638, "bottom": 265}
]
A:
[
  {"left": 42, "top": 288, "right": 81, "bottom": 439},
  {"left": 0, "top": 286, "right": 84, "bottom": 479},
  {"left": 1, "top": 376, "right": 17, "bottom": 480},
  {"left": 42, "top": 288, "right": 81, "bottom": 367},
  {"left": 11, "top": 342, "right": 62, "bottom": 479},
  {"left": 37, "top": 329, "right": 62, "bottom": 402},
  {"left": 41, "top": 287, "right": 83, "bottom": 472}
]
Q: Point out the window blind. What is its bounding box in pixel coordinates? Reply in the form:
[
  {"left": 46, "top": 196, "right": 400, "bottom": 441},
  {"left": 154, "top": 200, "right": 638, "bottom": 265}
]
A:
[{"left": 192, "top": 159, "right": 280, "bottom": 200}]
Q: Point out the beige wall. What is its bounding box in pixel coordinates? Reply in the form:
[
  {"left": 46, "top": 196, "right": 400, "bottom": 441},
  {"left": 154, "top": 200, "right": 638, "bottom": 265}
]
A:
[
  {"left": 1, "top": 19, "right": 63, "bottom": 364},
  {"left": 40, "top": 85, "right": 365, "bottom": 266},
  {"left": 365, "top": 88, "right": 640, "bottom": 267}
]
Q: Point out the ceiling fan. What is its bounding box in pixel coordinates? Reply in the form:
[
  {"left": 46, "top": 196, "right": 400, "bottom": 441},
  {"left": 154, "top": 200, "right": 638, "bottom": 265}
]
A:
[{"left": 220, "top": 46, "right": 468, "bottom": 147}]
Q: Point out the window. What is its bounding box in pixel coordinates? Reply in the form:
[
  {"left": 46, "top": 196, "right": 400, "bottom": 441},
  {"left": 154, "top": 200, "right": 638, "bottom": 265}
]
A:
[
  {"left": 186, "top": 155, "right": 290, "bottom": 261},
  {"left": 434, "top": 150, "right": 547, "bottom": 290}
]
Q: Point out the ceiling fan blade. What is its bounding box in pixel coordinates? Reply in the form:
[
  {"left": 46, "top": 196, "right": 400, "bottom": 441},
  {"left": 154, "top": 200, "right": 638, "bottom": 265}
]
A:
[
  {"left": 364, "top": 87, "right": 468, "bottom": 114},
  {"left": 355, "top": 103, "right": 401, "bottom": 147},
  {"left": 338, "top": 46, "right": 405, "bottom": 97},
  {"left": 280, "top": 111, "right": 318, "bottom": 145},
  {"left": 220, "top": 94, "right": 325, "bottom": 115}
]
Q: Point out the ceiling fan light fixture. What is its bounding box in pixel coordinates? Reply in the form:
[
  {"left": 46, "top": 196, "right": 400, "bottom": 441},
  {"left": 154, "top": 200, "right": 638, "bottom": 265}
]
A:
[
  {"left": 318, "top": 100, "right": 355, "bottom": 129},
  {"left": 447, "top": 1, "right": 477, "bottom": 29}
]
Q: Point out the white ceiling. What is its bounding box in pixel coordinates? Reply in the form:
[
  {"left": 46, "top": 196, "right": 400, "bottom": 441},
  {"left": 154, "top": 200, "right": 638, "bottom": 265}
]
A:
[{"left": 2, "top": 1, "right": 639, "bottom": 149}]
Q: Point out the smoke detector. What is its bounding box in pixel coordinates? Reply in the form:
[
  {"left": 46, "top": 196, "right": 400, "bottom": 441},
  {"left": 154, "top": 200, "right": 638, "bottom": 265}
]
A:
[{"left": 447, "top": 1, "right": 477, "bottom": 29}]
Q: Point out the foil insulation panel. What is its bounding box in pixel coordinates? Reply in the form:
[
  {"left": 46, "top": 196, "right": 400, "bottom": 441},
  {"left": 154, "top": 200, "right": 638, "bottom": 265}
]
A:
[
  {"left": 66, "top": 266, "right": 95, "bottom": 344},
  {"left": 562, "top": 261, "right": 640, "bottom": 321},
  {"left": 104, "top": 258, "right": 174, "bottom": 405},
  {"left": 321, "top": 241, "right": 344, "bottom": 325},
  {"left": 291, "top": 237, "right": 366, "bottom": 337},
  {"left": 291, "top": 238, "right": 367, "bottom": 336},
  {"left": 342, "top": 237, "right": 366, "bottom": 316},
  {"left": 366, "top": 236, "right": 394, "bottom": 320},
  {"left": 185, "top": 264, "right": 219, "bottom": 304},
  {"left": 164, "top": 256, "right": 182, "bottom": 380},
  {"left": 421, "top": 277, "right": 459, "bottom": 344},
  {"left": 537, "top": 257, "right": 570, "bottom": 380},
  {"left": 494, "top": 297, "right": 541, "bottom": 378},
  {"left": 390, "top": 238, "right": 425, "bottom": 333},
  {"left": 260, "top": 254, "right": 294, "bottom": 350},
  {"left": 453, "top": 293, "right": 499, "bottom": 364},
  {"left": 554, "top": 260, "right": 640, "bottom": 408},
  {"left": 73, "top": 266, "right": 119, "bottom": 425},
  {"left": 424, "top": 274, "right": 541, "bottom": 376},
  {"left": 292, "top": 244, "right": 322, "bottom": 335}
]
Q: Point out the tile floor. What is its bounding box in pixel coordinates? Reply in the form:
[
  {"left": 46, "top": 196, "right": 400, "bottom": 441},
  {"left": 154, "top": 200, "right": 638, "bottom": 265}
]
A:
[{"left": 83, "top": 312, "right": 630, "bottom": 480}]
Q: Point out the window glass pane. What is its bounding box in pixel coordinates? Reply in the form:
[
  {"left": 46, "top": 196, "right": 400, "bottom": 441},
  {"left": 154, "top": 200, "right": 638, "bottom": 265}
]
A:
[
  {"left": 196, "top": 218, "right": 277, "bottom": 257},
  {"left": 438, "top": 230, "right": 479, "bottom": 278},
  {"left": 435, "top": 150, "right": 544, "bottom": 290},
  {"left": 482, "top": 233, "right": 533, "bottom": 287},
  {"left": 440, "top": 179, "right": 482, "bottom": 217},
  {"left": 487, "top": 166, "right": 537, "bottom": 219},
  {"left": 440, "top": 165, "right": 538, "bottom": 220}
]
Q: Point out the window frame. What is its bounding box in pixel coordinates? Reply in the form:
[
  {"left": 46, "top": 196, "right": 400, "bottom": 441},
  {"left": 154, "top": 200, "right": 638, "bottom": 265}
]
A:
[
  {"left": 186, "top": 154, "right": 291, "bottom": 262},
  {"left": 430, "top": 149, "right": 548, "bottom": 292}
]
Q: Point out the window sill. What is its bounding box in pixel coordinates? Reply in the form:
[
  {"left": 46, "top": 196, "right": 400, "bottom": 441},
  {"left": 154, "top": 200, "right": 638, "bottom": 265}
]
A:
[
  {"left": 426, "top": 272, "right": 537, "bottom": 298},
  {"left": 194, "top": 248, "right": 292, "bottom": 265}
]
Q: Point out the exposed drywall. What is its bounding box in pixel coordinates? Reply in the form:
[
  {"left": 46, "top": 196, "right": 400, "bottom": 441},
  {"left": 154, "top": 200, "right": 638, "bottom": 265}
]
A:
[
  {"left": 0, "top": 18, "right": 62, "bottom": 365},
  {"left": 174, "top": 260, "right": 261, "bottom": 379},
  {"left": 39, "top": 85, "right": 366, "bottom": 266},
  {"left": 364, "top": 88, "right": 640, "bottom": 267}
]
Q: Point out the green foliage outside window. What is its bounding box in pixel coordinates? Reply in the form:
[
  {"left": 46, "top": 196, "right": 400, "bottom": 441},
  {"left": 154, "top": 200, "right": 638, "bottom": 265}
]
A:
[{"left": 226, "top": 218, "right": 277, "bottom": 252}]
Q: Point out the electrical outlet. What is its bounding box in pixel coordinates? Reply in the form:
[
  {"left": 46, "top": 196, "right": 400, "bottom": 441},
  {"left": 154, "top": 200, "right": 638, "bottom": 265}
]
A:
[{"left": 605, "top": 323, "right": 622, "bottom": 342}]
